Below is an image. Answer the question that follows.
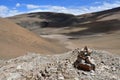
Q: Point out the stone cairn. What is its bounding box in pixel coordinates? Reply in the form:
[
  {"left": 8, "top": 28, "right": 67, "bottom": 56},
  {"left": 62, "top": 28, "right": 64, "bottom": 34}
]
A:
[
  {"left": 1, "top": 47, "right": 120, "bottom": 80},
  {"left": 73, "top": 46, "right": 95, "bottom": 71}
]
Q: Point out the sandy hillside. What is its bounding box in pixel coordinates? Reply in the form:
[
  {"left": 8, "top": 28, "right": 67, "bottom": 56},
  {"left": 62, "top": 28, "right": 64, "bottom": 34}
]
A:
[
  {"left": 0, "top": 18, "right": 68, "bottom": 59},
  {"left": 8, "top": 7, "right": 120, "bottom": 55}
]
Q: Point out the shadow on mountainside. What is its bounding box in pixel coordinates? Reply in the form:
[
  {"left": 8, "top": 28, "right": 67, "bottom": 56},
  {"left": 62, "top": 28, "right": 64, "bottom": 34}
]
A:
[
  {"left": 63, "top": 19, "right": 120, "bottom": 36},
  {"left": 27, "top": 12, "right": 78, "bottom": 28}
]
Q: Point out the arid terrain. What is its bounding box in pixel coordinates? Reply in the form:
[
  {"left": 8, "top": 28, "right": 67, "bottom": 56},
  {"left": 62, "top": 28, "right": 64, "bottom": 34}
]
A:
[
  {"left": 0, "top": 18, "right": 68, "bottom": 59},
  {"left": 0, "top": 7, "right": 120, "bottom": 80},
  {"left": 0, "top": 49, "right": 120, "bottom": 80},
  {"left": 8, "top": 7, "right": 120, "bottom": 56}
]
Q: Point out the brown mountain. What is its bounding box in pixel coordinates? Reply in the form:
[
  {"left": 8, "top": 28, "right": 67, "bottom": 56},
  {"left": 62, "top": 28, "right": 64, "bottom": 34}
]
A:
[
  {"left": 0, "top": 18, "right": 68, "bottom": 59},
  {"left": 8, "top": 7, "right": 120, "bottom": 35},
  {"left": 8, "top": 7, "right": 120, "bottom": 55}
]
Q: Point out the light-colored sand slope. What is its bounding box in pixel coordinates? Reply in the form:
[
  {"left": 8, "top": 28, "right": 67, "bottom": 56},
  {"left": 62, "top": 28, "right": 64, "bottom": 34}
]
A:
[
  {"left": 69, "top": 32, "right": 120, "bottom": 55},
  {"left": 0, "top": 18, "right": 68, "bottom": 59},
  {"left": 7, "top": 7, "right": 120, "bottom": 56},
  {"left": 40, "top": 32, "right": 120, "bottom": 55}
]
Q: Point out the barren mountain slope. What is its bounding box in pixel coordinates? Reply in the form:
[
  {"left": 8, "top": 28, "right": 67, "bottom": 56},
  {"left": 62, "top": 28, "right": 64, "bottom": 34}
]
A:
[
  {"left": 8, "top": 7, "right": 120, "bottom": 35},
  {"left": 8, "top": 12, "right": 76, "bottom": 29},
  {"left": 62, "top": 7, "right": 120, "bottom": 55},
  {"left": 0, "top": 18, "right": 68, "bottom": 59},
  {"left": 7, "top": 7, "right": 120, "bottom": 55}
]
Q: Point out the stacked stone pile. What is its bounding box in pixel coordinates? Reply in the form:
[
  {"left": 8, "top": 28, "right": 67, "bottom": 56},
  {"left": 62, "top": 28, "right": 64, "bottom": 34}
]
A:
[{"left": 0, "top": 48, "right": 120, "bottom": 80}]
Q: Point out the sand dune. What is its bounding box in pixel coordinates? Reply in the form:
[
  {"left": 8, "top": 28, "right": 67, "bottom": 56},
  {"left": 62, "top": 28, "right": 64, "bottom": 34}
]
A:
[{"left": 0, "top": 18, "right": 68, "bottom": 59}]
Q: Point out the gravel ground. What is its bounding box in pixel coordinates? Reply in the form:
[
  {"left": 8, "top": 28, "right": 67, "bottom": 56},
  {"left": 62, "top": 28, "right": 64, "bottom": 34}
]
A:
[{"left": 0, "top": 49, "right": 120, "bottom": 80}]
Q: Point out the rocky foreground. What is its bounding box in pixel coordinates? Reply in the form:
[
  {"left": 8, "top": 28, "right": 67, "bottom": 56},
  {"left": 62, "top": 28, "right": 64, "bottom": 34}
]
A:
[{"left": 0, "top": 49, "right": 120, "bottom": 80}]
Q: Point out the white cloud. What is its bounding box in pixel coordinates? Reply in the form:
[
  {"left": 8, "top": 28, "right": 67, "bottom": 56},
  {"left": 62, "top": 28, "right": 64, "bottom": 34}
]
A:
[
  {"left": 94, "top": 2, "right": 101, "bottom": 4},
  {"left": 0, "top": 5, "right": 9, "bottom": 17},
  {"left": 26, "top": 4, "right": 40, "bottom": 9},
  {"left": 0, "top": 5, "right": 24, "bottom": 17},
  {"left": 27, "top": 1, "right": 120, "bottom": 15},
  {"left": 0, "top": 1, "right": 120, "bottom": 17},
  {"left": 84, "top": 1, "right": 120, "bottom": 14},
  {"left": 16, "top": 3, "right": 21, "bottom": 7},
  {"left": 0, "top": 5, "right": 8, "bottom": 11}
]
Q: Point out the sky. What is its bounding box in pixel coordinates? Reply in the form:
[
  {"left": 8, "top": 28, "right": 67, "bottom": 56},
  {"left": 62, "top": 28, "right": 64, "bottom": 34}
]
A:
[{"left": 0, "top": 0, "right": 120, "bottom": 17}]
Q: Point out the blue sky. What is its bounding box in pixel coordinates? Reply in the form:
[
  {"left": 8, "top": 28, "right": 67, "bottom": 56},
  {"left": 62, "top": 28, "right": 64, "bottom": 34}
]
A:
[{"left": 0, "top": 0, "right": 120, "bottom": 17}]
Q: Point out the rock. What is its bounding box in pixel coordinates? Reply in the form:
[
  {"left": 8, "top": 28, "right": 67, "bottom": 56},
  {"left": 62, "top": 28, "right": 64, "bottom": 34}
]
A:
[
  {"left": 74, "top": 77, "right": 79, "bottom": 80},
  {"left": 57, "top": 73, "right": 64, "bottom": 80},
  {"left": 111, "top": 67, "right": 116, "bottom": 71},
  {"left": 7, "top": 73, "right": 21, "bottom": 80},
  {"left": 73, "top": 46, "right": 95, "bottom": 71},
  {"left": 77, "top": 64, "right": 92, "bottom": 71},
  {"left": 0, "top": 49, "right": 120, "bottom": 80},
  {"left": 90, "top": 70, "right": 95, "bottom": 76},
  {"left": 82, "top": 71, "right": 89, "bottom": 75}
]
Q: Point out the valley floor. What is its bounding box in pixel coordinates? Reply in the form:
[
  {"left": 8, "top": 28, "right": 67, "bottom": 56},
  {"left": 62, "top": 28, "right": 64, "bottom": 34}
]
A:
[{"left": 40, "top": 31, "right": 120, "bottom": 55}]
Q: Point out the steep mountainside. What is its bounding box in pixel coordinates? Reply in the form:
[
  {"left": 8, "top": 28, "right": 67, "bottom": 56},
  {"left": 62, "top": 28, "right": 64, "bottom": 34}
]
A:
[
  {"left": 8, "top": 7, "right": 120, "bottom": 35},
  {"left": 8, "top": 12, "right": 77, "bottom": 29},
  {"left": 7, "top": 7, "right": 120, "bottom": 55},
  {"left": 0, "top": 18, "right": 68, "bottom": 59},
  {"left": 70, "top": 7, "right": 120, "bottom": 35}
]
